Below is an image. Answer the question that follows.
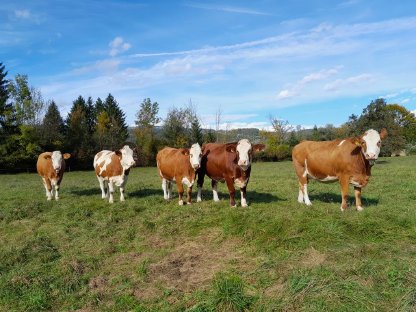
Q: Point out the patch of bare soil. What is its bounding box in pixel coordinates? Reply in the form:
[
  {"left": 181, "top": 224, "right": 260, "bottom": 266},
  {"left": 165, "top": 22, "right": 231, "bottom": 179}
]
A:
[
  {"left": 300, "top": 247, "right": 326, "bottom": 268},
  {"left": 148, "top": 230, "right": 250, "bottom": 292}
]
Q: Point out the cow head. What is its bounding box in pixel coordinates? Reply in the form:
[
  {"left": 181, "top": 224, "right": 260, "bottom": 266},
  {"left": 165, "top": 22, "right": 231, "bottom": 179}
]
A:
[
  {"left": 356, "top": 128, "right": 388, "bottom": 165},
  {"left": 46, "top": 151, "right": 71, "bottom": 174},
  {"left": 189, "top": 143, "right": 202, "bottom": 170},
  {"left": 226, "top": 139, "right": 266, "bottom": 171},
  {"left": 115, "top": 145, "right": 136, "bottom": 170}
]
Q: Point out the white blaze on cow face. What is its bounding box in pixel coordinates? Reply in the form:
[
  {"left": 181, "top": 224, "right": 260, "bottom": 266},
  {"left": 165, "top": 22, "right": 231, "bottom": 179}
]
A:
[
  {"left": 189, "top": 143, "right": 202, "bottom": 170},
  {"left": 361, "top": 129, "right": 382, "bottom": 162},
  {"left": 51, "top": 151, "right": 63, "bottom": 174},
  {"left": 119, "top": 145, "right": 136, "bottom": 170},
  {"left": 236, "top": 139, "right": 252, "bottom": 171}
]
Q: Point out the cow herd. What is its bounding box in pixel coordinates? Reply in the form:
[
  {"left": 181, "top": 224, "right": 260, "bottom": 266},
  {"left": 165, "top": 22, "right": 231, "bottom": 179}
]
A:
[{"left": 36, "top": 128, "right": 387, "bottom": 211}]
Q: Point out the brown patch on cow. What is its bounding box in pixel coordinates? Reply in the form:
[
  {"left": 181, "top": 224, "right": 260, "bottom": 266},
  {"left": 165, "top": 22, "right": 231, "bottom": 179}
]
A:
[
  {"left": 300, "top": 247, "right": 326, "bottom": 268},
  {"left": 95, "top": 153, "right": 123, "bottom": 178},
  {"left": 148, "top": 230, "right": 251, "bottom": 292}
]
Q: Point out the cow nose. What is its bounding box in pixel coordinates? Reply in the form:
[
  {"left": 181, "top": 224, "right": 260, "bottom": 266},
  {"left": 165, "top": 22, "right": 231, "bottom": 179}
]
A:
[
  {"left": 367, "top": 153, "right": 376, "bottom": 159},
  {"left": 193, "top": 164, "right": 200, "bottom": 169}
]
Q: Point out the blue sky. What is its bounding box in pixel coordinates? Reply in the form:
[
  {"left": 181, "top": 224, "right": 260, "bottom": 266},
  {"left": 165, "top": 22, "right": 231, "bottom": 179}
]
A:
[{"left": 1, "top": 0, "right": 416, "bottom": 130}]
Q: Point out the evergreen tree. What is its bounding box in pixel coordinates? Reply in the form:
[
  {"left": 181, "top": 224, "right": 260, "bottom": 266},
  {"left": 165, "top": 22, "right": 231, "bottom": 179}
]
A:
[
  {"left": 162, "top": 107, "right": 189, "bottom": 148},
  {"left": 190, "top": 116, "right": 203, "bottom": 145},
  {"left": 40, "top": 101, "right": 65, "bottom": 151},
  {"left": 204, "top": 129, "right": 216, "bottom": 143},
  {"left": 0, "top": 62, "right": 16, "bottom": 134}
]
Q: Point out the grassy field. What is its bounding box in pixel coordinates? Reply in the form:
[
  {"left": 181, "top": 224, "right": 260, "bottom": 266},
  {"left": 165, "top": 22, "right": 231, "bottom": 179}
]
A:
[{"left": 1, "top": 156, "right": 416, "bottom": 311}]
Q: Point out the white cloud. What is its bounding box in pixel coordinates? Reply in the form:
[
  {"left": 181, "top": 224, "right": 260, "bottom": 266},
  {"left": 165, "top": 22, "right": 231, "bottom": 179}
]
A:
[
  {"left": 324, "top": 73, "right": 373, "bottom": 91},
  {"left": 185, "top": 3, "right": 270, "bottom": 16},
  {"left": 109, "top": 37, "right": 131, "bottom": 56},
  {"left": 14, "top": 9, "right": 31, "bottom": 19},
  {"left": 401, "top": 98, "right": 410, "bottom": 104},
  {"left": 276, "top": 66, "right": 341, "bottom": 100}
]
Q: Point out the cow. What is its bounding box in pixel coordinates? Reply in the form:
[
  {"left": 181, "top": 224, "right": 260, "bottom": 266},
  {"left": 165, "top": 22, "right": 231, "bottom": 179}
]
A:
[
  {"left": 156, "top": 143, "right": 202, "bottom": 205},
  {"left": 93, "top": 145, "right": 136, "bottom": 203},
  {"left": 36, "top": 151, "right": 71, "bottom": 201},
  {"left": 292, "top": 128, "right": 388, "bottom": 211},
  {"left": 196, "top": 139, "right": 266, "bottom": 207}
]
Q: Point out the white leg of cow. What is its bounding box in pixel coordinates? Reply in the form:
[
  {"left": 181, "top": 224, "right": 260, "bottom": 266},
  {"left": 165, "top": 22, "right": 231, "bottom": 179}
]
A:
[
  {"left": 197, "top": 187, "right": 202, "bottom": 202},
  {"left": 298, "top": 188, "right": 304, "bottom": 203},
  {"left": 55, "top": 184, "right": 60, "bottom": 201},
  {"left": 108, "top": 180, "right": 115, "bottom": 203},
  {"left": 303, "top": 184, "right": 312, "bottom": 206},
  {"left": 43, "top": 178, "right": 53, "bottom": 201},
  {"left": 97, "top": 176, "right": 106, "bottom": 199},
  {"left": 120, "top": 176, "right": 128, "bottom": 202},
  {"left": 162, "top": 178, "right": 169, "bottom": 200},
  {"left": 240, "top": 189, "right": 248, "bottom": 207},
  {"left": 212, "top": 181, "right": 220, "bottom": 202}
]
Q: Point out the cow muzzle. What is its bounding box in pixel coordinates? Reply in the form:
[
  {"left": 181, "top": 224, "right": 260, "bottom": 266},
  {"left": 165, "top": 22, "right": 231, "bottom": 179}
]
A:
[{"left": 192, "top": 164, "right": 200, "bottom": 170}]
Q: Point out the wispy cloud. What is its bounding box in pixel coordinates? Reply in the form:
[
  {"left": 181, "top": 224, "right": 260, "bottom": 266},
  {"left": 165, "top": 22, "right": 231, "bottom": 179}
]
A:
[
  {"left": 109, "top": 37, "right": 131, "bottom": 56},
  {"left": 185, "top": 3, "right": 271, "bottom": 16},
  {"left": 277, "top": 66, "right": 342, "bottom": 99},
  {"left": 323, "top": 73, "right": 373, "bottom": 91},
  {"left": 14, "top": 9, "right": 31, "bottom": 19}
]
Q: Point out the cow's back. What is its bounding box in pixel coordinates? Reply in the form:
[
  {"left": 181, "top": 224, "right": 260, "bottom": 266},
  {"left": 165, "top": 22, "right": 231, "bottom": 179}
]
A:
[
  {"left": 293, "top": 139, "right": 359, "bottom": 178},
  {"left": 157, "top": 147, "right": 188, "bottom": 179},
  {"left": 94, "top": 151, "right": 123, "bottom": 178},
  {"left": 37, "top": 152, "right": 53, "bottom": 177}
]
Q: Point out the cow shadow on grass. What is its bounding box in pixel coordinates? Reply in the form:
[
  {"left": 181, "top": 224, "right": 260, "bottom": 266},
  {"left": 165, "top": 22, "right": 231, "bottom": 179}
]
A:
[
  {"left": 69, "top": 187, "right": 98, "bottom": 197},
  {"left": 309, "top": 192, "right": 379, "bottom": 206},
  {"left": 129, "top": 188, "right": 162, "bottom": 198},
  {"left": 375, "top": 160, "right": 389, "bottom": 165},
  {"left": 199, "top": 190, "right": 284, "bottom": 204}
]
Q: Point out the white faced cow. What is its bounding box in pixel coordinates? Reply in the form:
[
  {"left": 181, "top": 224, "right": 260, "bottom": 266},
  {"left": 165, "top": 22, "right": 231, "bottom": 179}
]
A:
[
  {"left": 292, "top": 128, "right": 387, "bottom": 211},
  {"left": 156, "top": 143, "right": 202, "bottom": 205},
  {"left": 93, "top": 145, "right": 136, "bottom": 203},
  {"left": 37, "top": 151, "right": 71, "bottom": 200},
  {"left": 197, "top": 139, "right": 265, "bottom": 207}
]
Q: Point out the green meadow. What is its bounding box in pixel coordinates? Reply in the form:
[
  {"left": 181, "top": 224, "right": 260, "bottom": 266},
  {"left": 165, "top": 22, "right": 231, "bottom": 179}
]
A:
[{"left": 1, "top": 156, "right": 416, "bottom": 311}]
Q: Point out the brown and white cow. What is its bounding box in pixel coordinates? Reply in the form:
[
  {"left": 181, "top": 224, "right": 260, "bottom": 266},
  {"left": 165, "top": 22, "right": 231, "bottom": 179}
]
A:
[
  {"left": 197, "top": 139, "right": 265, "bottom": 207},
  {"left": 37, "top": 151, "right": 71, "bottom": 201},
  {"left": 156, "top": 143, "right": 202, "bottom": 205},
  {"left": 292, "top": 128, "right": 387, "bottom": 211},
  {"left": 93, "top": 145, "right": 136, "bottom": 203}
]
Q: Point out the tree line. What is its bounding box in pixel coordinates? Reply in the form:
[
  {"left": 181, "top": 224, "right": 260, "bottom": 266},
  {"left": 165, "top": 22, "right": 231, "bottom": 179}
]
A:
[{"left": 1, "top": 62, "right": 416, "bottom": 171}]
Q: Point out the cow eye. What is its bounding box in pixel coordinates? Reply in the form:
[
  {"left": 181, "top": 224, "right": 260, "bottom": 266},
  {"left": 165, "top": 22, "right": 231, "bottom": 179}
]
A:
[{"left": 190, "top": 154, "right": 193, "bottom": 157}]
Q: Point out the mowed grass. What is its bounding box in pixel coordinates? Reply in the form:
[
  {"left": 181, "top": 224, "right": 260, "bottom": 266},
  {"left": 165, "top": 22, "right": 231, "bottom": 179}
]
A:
[{"left": 1, "top": 156, "right": 416, "bottom": 311}]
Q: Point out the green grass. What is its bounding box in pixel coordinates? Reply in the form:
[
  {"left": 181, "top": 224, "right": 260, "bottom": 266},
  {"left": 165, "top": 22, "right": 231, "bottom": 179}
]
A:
[{"left": 1, "top": 156, "right": 416, "bottom": 311}]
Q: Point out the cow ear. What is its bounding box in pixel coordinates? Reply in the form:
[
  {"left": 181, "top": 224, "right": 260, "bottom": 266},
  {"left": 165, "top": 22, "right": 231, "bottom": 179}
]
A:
[
  {"left": 226, "top": 144, "right": 236, "bottom": 153},
  {"left": 380, "top": 128, "right": 388, "bottom": 140},
  {"left": 115, "top": 150, "right": 122, "bottom": 158},
  {"left": 63, "top": 153, "right": 71, "bottom": 159},
  {"left": 43, "top": 153, "right": 52, "bottom": 159},
  {"left": 253, "top": 144, "right": 266, "bottom": 152},
  {"left": 181, "top": 148, "right": 190, "bottom": 156}
]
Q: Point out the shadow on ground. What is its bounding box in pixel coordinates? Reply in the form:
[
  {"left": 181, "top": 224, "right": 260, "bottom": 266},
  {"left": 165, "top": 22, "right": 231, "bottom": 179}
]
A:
[{"left": 309, "top": 192, "right": 379, "bottom": 206}]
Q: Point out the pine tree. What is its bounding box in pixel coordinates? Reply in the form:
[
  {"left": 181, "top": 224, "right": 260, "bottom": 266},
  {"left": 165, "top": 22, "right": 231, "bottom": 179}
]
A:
[
  {"left": 41, "top": 101, "right": 65, "bottom": 151},
  {"left": 190, "top": 116, "right": 203, "bottom": 145},
  {"left": 0, "top": 62, "right": 16, "bottom": 137}
]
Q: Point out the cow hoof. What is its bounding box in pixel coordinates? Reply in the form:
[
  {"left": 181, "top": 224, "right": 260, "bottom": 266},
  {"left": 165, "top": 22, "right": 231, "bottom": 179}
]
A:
[
  {"left": 196, "top": 197, "right": 202, "bottom": 202},
  {"left": 120, "top": 198, "right": 125, "bottom": 202},
  {"left": 357, "top": 206, "right": 364, "bottom": 212},
  {"left": 47, "top": 197, "right": 52, "bottom": 201},
  {"left": 55, "top": 197, "right": 59, "bottom": 201},
  {"left": 109, "top": 199, "right": 114, "bottom": 204},
  {"left": 340, "top": 206, "right": 345, "bottom": 212},
  {"left": 179, "top": 200, "right": 184, "bottom": 205},
  {"left": 230, "top": 204, "right": 237, "bottom": 208},
  {"left": 241, "top": 204, "right": 248, "bottom": 208},
  {"left": 305, "top": 201, "right": 312, "bottom": 206},
  {"left": 186, "top": 202, "right": 192, "bottom": 205},
  {"left": 213, "top": 198, "right": 220, "bottom": 202}
]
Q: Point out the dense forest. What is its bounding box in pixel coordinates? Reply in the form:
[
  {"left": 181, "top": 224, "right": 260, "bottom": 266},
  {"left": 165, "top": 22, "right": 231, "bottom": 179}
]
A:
[{"left": 1, "top": 62, "right": 416, "bottom": 172}]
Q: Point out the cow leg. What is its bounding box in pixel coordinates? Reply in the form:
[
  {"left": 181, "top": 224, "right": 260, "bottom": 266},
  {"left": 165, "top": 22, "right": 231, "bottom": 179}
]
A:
[
  {"left": 97, "top": 176, "right": 107, "bottom": 199},
  {"left": 120, "top": 175, "right": 128, "bottom": 202},
  {"left": 225, "top": 178, "right": 236, "bottom": 207},
  {"left": 54, "top": 181, "right": 60, "bottom": 200},
  {"left": 354, "top": 186, "right": 364, "bottom": 211},
  {"left": 196, "top": 172, "right": 205, "bottom": 202},
  {"left": 301, "top": 183, "right": 312, "bottom": 206},
  {"left": 339, "top": 177, "right": 350, "bottom": 211},
  {"left": 43, "top": 178, "right": 53, "bottom": 200},
  {"left": 212, "top": 180, "right": 220, "bottom": 202},
  {"left": 177, "top": 179, "right": 184, "bottom": 205},
  {"left": 167, "top": 181, "right": 173, "bottom": 199},
  {"left": 162, "top": 178, "right": 169, "bottom": 200},
  {"left": 186, "top": 185, "right": 192, "bottom": 204},
  {"left": 108, "top": 180, "right": 115, "bottom": 203},
  {"left": 293, "top": 160, "right": 310, "bottom": 205},
  {"left": 240, "top": 186, "right": 248, "bottom": 207}
]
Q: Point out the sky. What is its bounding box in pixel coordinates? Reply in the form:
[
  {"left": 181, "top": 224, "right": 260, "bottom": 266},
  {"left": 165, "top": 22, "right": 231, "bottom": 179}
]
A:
[{"left": 1, "top": 0, "right": 416, "bottom": 130}]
